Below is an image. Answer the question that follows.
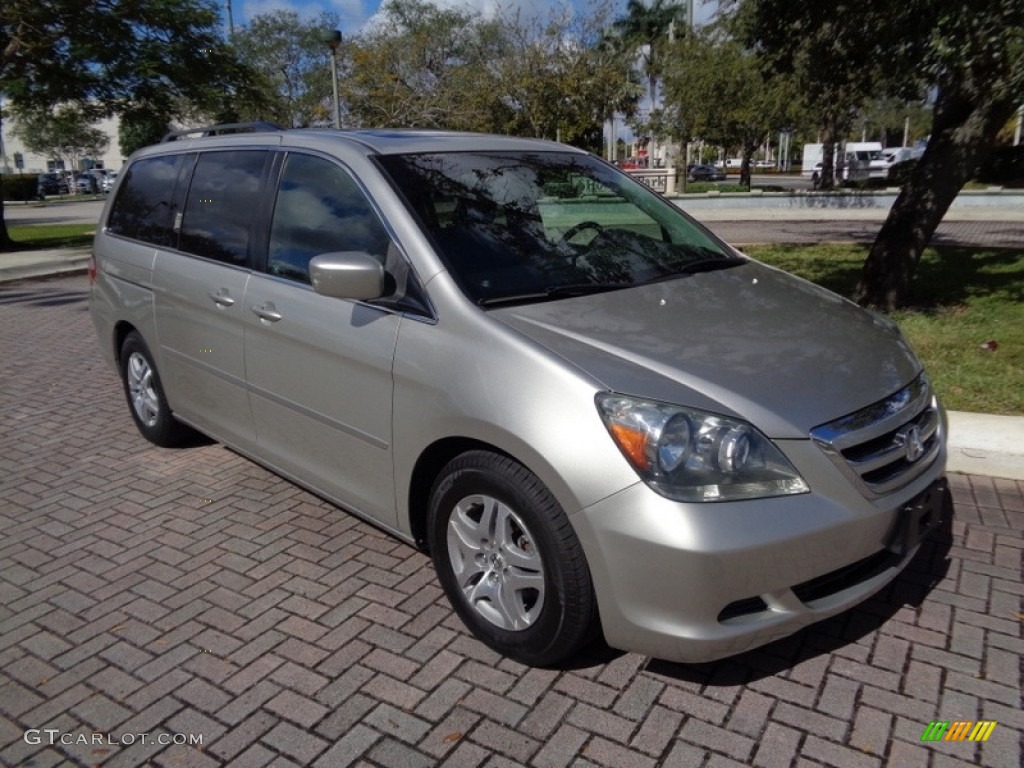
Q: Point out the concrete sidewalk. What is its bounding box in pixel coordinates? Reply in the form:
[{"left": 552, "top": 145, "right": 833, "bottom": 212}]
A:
[{"left": 1, "top": 243, "right": 1021, "bottom": 482}]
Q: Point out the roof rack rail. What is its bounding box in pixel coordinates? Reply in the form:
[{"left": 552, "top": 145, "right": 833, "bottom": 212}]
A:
[{"left": 161, "top": 121, "right": 285, "bottom": 143}]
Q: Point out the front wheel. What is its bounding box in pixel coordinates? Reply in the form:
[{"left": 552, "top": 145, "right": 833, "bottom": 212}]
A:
[
  {"left": 119, "top": 331, "right": 197, "bottom": 447},
  {"left": 428, "top": 451, "right": 597, "bottom": 666}
]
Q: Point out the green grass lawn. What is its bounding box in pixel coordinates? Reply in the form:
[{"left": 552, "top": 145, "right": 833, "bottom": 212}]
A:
[
  {"left": 7, "top": 223, "right": 96, "bottom": 249},
  {"left": 745, "top": 243, "right": 1024, "bottom": 416}
]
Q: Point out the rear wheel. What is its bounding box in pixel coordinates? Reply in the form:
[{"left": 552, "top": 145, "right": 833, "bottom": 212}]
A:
[
  {"left": 428, "top": 450, "right": 597, "bottom": 666},
  {"left": 119, "top": 331, "right": 196, "bottom": 447}
]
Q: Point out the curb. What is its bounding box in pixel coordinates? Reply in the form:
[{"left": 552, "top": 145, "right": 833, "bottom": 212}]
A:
[
  {"left": 0, "top": 248, "right": 91, "bottom": 283},
  {"left": 946, "top": 412, "right": 1024, "bottom": 481}
]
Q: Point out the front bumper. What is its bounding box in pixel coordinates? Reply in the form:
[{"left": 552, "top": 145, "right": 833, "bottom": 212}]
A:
[{"left": 572, "top": 443, "right": 947, "bottom": 663}]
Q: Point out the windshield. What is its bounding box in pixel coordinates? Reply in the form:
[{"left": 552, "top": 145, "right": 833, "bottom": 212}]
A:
[{"left": 376, "top": 151, "right": 740, "bottom": 306}]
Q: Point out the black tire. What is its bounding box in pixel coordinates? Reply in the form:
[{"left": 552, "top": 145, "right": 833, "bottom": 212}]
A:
[
  {"left": 428, "top": 450, "right": 597, "bottom": 666},
  {"left": 118, "top": 331, "right": 196, "bottom": 447}
]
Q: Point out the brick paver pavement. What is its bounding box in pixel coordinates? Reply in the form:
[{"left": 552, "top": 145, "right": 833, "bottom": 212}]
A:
[{"left": 1, "top": 275, "right": 1021, "bottom": 768}]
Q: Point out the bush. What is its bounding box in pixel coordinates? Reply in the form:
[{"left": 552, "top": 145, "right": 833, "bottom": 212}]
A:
[
  {"left": 683, "top": 182, "right": 749, "bottom": 194},
  {"left": 1, "top": 174, "right": 40, "bottom": 202}
]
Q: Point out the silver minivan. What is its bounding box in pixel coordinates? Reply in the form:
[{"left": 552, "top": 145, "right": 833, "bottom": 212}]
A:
[{"left": 90, "top": 125, "right": 948, "bottom": 666}]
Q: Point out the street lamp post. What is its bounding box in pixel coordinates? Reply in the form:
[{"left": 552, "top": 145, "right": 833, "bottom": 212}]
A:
[{"left": 322, "top": 29, "right": 342, "bottom": 130}]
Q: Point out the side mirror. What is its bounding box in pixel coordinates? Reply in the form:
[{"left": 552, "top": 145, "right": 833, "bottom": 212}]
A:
[{"left": 309, "top": 252, "right": 385, "bottom": 301}]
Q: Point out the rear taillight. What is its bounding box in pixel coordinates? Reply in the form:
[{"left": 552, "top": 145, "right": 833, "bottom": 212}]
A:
[{"left": 87, "top": 254, "right": 97, "bottom": 284}]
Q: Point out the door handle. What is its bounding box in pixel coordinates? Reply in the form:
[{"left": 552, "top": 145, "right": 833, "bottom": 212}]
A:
[
  {"left": 251, "top": 302, "right": 283, "bottom": 323},
  {"left": 208, "top": 289, "right": 235, "bottom": 308}
]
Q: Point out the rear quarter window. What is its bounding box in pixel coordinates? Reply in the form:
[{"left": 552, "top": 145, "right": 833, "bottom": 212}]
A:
[{"left": 106, "top": 155, "right": 182, "bottom": 246}]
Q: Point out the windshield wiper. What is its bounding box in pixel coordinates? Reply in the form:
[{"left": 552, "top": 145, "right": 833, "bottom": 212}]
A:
[
  {"left": 546, "top": 283, "right": 628, "bottom": 298},
  {"left": 477, "top": 283, "right": 627, "bottom": 308},
  {"left": 637, "top": 255, "right": 746, "bottom": 286},
  {"left": 677, "top": 255, "right": 746, "bottom": 274}
]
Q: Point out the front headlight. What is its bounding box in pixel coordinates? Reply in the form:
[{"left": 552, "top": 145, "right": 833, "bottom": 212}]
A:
[{"left": 595, "top": 393, "right": 810, "bottom": 502}]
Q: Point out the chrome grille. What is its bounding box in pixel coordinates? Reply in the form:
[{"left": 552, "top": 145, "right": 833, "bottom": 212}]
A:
[{"left": 810, "top": 374, "right": 942, "bottom": 497}]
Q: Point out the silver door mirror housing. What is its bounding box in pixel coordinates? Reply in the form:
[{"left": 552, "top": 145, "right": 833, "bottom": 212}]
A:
[{"left": 309, "top": 252, "right": 386, "bottom": 301}]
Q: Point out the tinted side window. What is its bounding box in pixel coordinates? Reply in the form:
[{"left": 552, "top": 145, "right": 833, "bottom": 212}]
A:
[
  {"left": 179, "top": 151, "right": 267, "bottom": 265},
  {"left": 107, "top": 155, "right": 181, "bottom": 246},
  {"left": 268, "top": 154, "right": 390, "bottom": 284}
]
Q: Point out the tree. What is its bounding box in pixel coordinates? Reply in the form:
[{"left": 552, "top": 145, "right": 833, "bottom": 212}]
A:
[
  {"left": 0, "top": 0, "right": 265, "bottom": 249},
  {"left": 232, "top": 10, "right": 338, "bottom": 128},
  {"left": 340, "top": 0, "right": 504, "bottom": 130},
  {"left": 855, "top": 97, "right": 932, "bottom": 148},
  {"left": 339, "top": 0, "right": 637, "bottom": 148},
  {"left": 732, "top": 0, "right": 1024, "bottom": 309},
  {"left": 661, "top": 33, "right": 801, "bottom": 187},
  {"left": 610, "top": 0, "right": 691, "bottom": 155},
  {"left": 730, "top": 1, "right": 901, "bottom": 191},
  {"left": 491, "top": 6, "right": 640, "bottom": 146},
  {"left": 855, "top": 0, "right": 1024, "bottom": 308},
  {"left": 611, "top": 0, "right": 690, "bottom": 109},
  {"left": 11, "top": 107, "right": 110, "bottom": 173},
  {"left": 119, "top": 110, "right": 171, "bottom": 158}
]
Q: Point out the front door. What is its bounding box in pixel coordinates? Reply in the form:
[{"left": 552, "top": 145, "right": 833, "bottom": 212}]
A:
[{"left": 243, "top": 152, "right": 401, "bottom": 525}]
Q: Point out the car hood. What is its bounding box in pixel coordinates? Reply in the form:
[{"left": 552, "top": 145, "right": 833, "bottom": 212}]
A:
[{"left": 489, "top": 260, "right": 921, "bottom": 438}]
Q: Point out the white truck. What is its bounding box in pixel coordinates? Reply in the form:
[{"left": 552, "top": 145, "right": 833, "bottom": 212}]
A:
[{"left": 802, "top": 142, "right": 887, "bottom": 187}]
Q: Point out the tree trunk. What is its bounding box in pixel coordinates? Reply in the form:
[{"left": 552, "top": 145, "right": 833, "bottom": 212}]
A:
[
  {"left": 819, "top": 120, "right": 837, "bottom": 191},
  {"left": 0, "top": 184, "right": 15, "bottom": 253},
  {"left": 854, "top": 90, "right": 1018, "bottom": 310},
  {"left": 0, "top": 112, "right": 16, "bottom": 251},
  {"left": 740, "top": 142, "right": 758, "bottom": 189}
]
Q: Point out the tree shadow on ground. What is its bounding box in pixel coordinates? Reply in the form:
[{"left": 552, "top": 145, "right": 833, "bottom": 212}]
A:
[
  {"left": 0, "top": 286, "right": 88, "bottom": 308},
  {"left": 758, "top": 245, "right": 1024, "bottom": 311},
  {"left": 909, "top": 247, "right": 1024, "bottom": 309}
]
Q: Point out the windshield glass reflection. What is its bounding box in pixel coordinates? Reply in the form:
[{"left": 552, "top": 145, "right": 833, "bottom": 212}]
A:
[{"left": 377, "top": 151, "right": 740, "bottom": 306}]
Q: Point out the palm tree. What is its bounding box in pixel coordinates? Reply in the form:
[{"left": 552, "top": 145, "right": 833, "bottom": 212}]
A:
[{"left": 612, "top": 0, "right": 691, "bottom": 119}]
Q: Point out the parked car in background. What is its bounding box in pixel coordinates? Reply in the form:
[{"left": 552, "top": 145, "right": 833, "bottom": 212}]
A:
[
  {"left": 92, "top": 124, "right": 948, "bottom": 667},
  {"left": 803, "top": 142, "right": 887, "bottom": 187},
  {"left": 74, "top": 173, "right": 99, "bottom": 194},
  {"left": 616, "top": 156, "right": 648, "bottom": 170},
  {"left": 87, "top": 169, "right": 109, "bottom": 191},
  {"left": 687, "top": 164, "right": 726, "bottom": 182},
  {"left": 102, "top": 171, "right": 119, "bottom": 192},
  {"left": 881, "top": 147, "right": 924, "bottom": 176},
  {"left": 36, "top": 173, "right": 69, "bottom": 198}
]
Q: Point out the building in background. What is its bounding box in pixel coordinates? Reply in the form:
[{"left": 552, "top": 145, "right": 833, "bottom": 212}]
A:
[{"left": 0, "top": 112, "right": 124, "bottom": 176}]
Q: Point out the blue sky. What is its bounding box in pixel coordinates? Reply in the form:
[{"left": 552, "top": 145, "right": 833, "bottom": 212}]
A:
[{"left": 230, "top": 0, "right": 719, "bottom": 35}]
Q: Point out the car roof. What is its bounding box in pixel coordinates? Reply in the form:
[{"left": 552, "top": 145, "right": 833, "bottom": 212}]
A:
[
  {"left": 328, "top": 129, "right": 575, "bottom": 156},
  {"left": 140, "top": 126, "right": 581, "bottom": 160}
]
